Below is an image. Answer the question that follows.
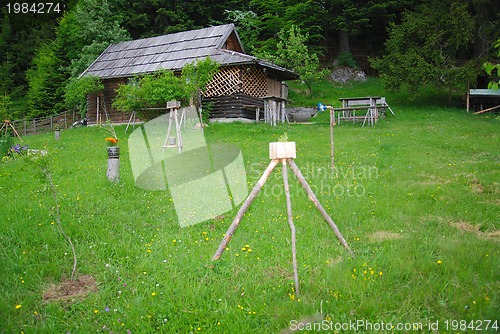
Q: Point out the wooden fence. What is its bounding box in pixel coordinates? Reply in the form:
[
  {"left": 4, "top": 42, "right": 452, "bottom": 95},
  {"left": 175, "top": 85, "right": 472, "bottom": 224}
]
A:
[{"left": 8, "top": 110, "right": 80, "bottom": 136}]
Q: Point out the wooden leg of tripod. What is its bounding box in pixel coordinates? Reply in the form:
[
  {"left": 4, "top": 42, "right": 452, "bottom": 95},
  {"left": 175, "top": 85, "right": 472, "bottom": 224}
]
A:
[
  {"left": 287, "top": 159, "right": 351, "bottom": 254},
  {"left": 9, "top": 123, "right": 22, "bottom": 141},
  {"left": 282, "top": 159, "right": 300, "bottom": 296},
  {"left": 212, "top": 159, "right": 279, "bottom": 260}
]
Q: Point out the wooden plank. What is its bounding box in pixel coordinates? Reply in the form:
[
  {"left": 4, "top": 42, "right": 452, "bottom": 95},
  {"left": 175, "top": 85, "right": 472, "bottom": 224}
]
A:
[{"left": 473, "top": 104, "right": 500, "bottom": 114}]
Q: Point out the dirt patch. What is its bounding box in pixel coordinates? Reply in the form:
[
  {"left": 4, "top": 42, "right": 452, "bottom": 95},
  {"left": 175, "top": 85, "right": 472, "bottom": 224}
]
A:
[
  {"left": 468, "top": 177, "right": 485, "bottom": 194},
  {"left": 326, "top": 256, "right": 343, "bottom": 267},
  {"left": 42, "top": 274, "right": 97, "bottom": 302},
  {"left": 451, "top": 221, "right": 499, "bottom": 241},
  {"left": 416, "top": 173, "right": 451, "bottom": 186},
  {"left": 368, "top": 231, "right": 404, "bottom": 242}
]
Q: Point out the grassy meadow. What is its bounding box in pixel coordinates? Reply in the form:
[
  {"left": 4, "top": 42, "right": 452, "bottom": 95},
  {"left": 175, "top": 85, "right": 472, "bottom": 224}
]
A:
[{"left": 0, "top": 79, "right": 499, "bottom": 333}]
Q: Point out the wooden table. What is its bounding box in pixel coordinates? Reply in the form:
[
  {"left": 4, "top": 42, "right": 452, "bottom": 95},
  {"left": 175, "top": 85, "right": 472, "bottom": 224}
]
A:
[{"left": 336, "top": 96, "right": 381, "bottom": 126}]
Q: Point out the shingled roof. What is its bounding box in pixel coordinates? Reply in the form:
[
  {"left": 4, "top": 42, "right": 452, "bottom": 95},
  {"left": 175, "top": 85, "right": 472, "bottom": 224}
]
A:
[{"left": 80, "top": 24, "right": 298, "bottom": 81}]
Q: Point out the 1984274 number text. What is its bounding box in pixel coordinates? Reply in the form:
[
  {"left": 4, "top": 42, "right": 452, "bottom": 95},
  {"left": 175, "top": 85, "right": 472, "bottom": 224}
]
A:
[{"left": 5, "top": 3, "right": 64, "bottom": 14}]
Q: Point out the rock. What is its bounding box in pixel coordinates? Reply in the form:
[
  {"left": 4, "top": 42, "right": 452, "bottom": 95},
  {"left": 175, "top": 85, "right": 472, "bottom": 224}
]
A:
[{"left": 330, "top": 67, "right": 367, "bottom": 84}]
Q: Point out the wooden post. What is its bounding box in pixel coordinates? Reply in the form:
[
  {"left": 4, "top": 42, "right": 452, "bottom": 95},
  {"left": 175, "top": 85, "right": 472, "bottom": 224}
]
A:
[
  {"left": 282, "top": 159, "right": 300, "bottom": 297},
  {"left": 96, "top": 96, "right": 100, "bottom": 125},
  {"left": 466, "top": 82, "right": 470, "bottom": 112},
  {"left": 212, "top": 159, "right": 279, "bottom": 260},
  {"left": 329, "top": 108, "right": 335, "bottom": 170}
]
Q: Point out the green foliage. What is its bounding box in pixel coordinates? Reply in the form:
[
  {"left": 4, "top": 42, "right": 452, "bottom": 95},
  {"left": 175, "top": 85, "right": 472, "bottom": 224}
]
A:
[
  {"left": 112, "top": 78, "right": 143, "bottom": 114},
  {"left": 25, "top": 42, "right": 66, "bottom": 117},
  {"left": 113, "top": 59, "right": 219, "bottom": 113},
  {"left": 263, "top": 25, "right": 328, "bottom": 95},
  {"left": 0, "top": 134, "right": 13, "bottom": 158},
  {"left": 247, "top": 0, "right": 326, "bottom": 54},
  {"left": 182, "top": 57, "right": 220, "bottom": 104},
  {"left": 113, "top": 70, "right": 185, "bottom": 113},
  {"left": 336, "top": 52, "right": 358, "bottom": 68},
  {"left": 224, "top": 10, "right": 260, "bottom": 53},
  {"left": 483, "top": 39, "right": 500, "bottom": 89},
  {"left": 64, "top": 76, "right": 104, "bottom": 117},
  {"left": 67, "top": 0, "right": 130, "bottom": 79},
  {"left": 200, "top": 101, "right": 215, "bottom": 124},
  {"left": 25, "top": 0, "right": 129, "bottom": 119},
  {"left": 370, "top": 0, "right": 481, "bottom": 95},
  {"left": 0, "top": 94, "right": 12, "bottom": 121},
  {"left": 140, "top": 70, "right": 186, "bottom": 106}
]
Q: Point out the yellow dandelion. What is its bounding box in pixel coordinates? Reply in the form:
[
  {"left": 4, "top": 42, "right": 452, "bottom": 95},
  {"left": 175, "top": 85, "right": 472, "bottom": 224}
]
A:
[
  {"left": 151, "top": 292, "right": 157, "bottom": 296},
  {"left": 15, "top": 304, "right": 22, "bottom": 309},
  {"left": 437, "top": 260, "right": 442, "bottom": 265},
  {"left": 94, "top": 309, "right": 98, "bottom": 314}
]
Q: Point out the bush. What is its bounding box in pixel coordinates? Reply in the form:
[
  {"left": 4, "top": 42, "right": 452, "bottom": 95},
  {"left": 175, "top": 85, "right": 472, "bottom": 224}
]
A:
[
  {"left": 0, "top": 134, "right": 13, "bottom": 158},
  {"left": 336, "top": 52, "right": 358, "bottom": 68}
]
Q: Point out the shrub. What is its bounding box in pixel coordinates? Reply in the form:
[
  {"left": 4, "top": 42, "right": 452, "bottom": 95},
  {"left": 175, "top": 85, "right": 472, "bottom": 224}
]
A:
[{"left": 336, "top": 52, "right": 358, "bottom": 68}]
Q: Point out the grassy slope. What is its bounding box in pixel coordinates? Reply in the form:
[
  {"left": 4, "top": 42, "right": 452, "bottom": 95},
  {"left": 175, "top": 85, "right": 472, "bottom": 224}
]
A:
[{"left": 0, "top": 79, "right": 498, "bottom": 333}]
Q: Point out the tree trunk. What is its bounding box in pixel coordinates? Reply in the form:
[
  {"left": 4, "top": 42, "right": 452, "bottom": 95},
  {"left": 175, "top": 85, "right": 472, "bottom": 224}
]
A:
[{"left": 339, "top": 29, "right": 350, "bottom": 54}]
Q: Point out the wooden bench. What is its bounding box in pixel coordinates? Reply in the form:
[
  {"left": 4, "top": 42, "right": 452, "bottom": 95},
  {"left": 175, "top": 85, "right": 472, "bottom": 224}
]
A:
[{"left": 334, "top": 96, "right": 394, "bottom": 126}]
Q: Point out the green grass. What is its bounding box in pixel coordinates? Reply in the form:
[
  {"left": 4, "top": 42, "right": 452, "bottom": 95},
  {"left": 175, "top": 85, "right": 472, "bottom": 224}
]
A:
[{"left": 1, "top": 80, "right": 499, "bottom": 333}]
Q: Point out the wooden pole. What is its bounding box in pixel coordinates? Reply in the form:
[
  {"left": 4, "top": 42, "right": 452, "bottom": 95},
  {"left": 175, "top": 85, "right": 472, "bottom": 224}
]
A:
[
  {"left": 212, "top": 159, "right": 279, "bottom": 260},
  {"left": 174, "top": 108, "right": 183, "bottom": 153},
  {"left": 96, "top": 96, "right": 100, "bottom": 125},
  {"left": 329, "top": 108, "right": 335, "bottom": 170},
  {"left": 163, "top": 108, "right": 174, "bottom": 150},
  {"left": 473, "top": 104, "right": 500, "bottom": 115},
  {"left": 287, "top": 159, "right": 351, "bottom": 254},
  {"left": 282, "top": 159, "right": 300, "bottom": 297},
  {"left": 466, "top": 83, "right": 470, "bottom": 112}
]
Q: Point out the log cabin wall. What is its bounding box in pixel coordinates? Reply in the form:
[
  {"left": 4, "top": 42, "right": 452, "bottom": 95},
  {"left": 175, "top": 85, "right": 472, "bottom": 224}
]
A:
[
  {"left": 87, "top": 78, "right": 127, "bottom": 124},
  {"left": 203, "top": 93, "right": 263, "bottom": 120}
]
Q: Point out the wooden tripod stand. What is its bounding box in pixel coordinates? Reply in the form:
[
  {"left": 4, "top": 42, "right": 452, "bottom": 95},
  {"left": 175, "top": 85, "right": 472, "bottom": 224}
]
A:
[
  {"left": 1, "top": 120, "right": 22, "bottom": 142},
  {"left": 212, "top": 142, "right": 351, "bottom": 296},
  {"left": 163, "top": 101, "right": 185, "bottom": 153}
]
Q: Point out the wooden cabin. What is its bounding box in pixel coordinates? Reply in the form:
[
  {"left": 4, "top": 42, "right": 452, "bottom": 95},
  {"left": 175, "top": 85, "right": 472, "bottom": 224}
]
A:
[{"left": 80, "top": 24, "right": 298, "bottom": 123}]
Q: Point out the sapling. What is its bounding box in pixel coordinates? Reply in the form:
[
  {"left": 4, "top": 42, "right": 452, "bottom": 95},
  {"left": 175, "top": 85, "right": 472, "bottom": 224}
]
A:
[{"left": 27, "top": 147, "right": 78, "bottom": 280}]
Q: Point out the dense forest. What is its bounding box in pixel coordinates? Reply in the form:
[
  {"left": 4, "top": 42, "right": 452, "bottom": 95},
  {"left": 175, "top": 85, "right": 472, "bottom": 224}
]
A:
[{"left": 1, "top": 0, "right": 499, "bottom": 119}]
